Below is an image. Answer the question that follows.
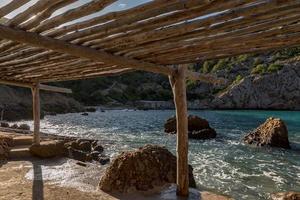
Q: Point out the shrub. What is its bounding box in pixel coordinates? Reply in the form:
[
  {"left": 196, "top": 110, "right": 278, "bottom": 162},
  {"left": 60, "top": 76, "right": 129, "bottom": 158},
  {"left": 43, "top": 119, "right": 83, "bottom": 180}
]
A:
[
  {"left": 201, "top": 61, "right": 215, "bottom": 73},
  {"left": 251, "top": 64, "right": 266, "bottom": 74},
  {"left": 237, "top": 54, "right": 249, "bottom": 63},
  {"left": 211, "top": 59, "right": 228, "bottom": 72},
  {"left": 267, "top": 63, "right": 283, "bottom": 73},
  {"left": 253, "top": 57, "right": 263, "bottom": 66},
  {"left": 234, "top": 75, "right": 243, "bottom": 83}
]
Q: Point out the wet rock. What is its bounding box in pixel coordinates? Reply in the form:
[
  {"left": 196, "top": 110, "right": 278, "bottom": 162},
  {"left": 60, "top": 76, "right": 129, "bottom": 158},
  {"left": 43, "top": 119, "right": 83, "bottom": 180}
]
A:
[
  {"left": 244, "top": 117, "right": 290, "bottom": 148},
  {"left": 90, "top": 151, "right": 102, "bottom": 160},
  {"left": 81, "top": 112, "right": 89, "bottom": 116},
  {"left": 91, "top": 140, "right": 98, "bottom": 148},
  {"left": 99, "top": 144, "right": 196, "bottom": 193},
  {"left": 164, "top": 115, "right": 216, "bottom": 139},
  {"left": 92, "top": 144, "right": 104, "bottom": 153},
  {"left": 67, "top": 148, "right": 92, "bottom": 162},
  {"left": 98, "top": 156, "right": 110, "bottom": 165},
  {"left": 78, "top": 141, "right": 91, "bottom": 152},
  {"left": 29, "top": 140, "right": 66, "bottom": 158},
  {"left": 271, "top": 191, "right": 300, "bottom": 200},
  {"left": 64, "top": 141, "right": 80, "bottom": 150},
  {"left": 0, "top": 122, "right": 9, "bottom": 128},
  {"left": 10, "top": 124, "right": 19, "bottom": 129},
  {"left": 76, "top": 161, "right": 87, "bottom": 167},
  {"left": 18, "top": 124, "right": 30, "bottom": 131}
]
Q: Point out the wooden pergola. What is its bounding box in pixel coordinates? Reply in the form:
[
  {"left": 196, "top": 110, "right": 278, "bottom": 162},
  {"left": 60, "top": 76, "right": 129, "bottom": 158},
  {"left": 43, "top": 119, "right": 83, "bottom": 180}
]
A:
[{"left": 0, "top": 0, "right": 300, "bottom": 196}]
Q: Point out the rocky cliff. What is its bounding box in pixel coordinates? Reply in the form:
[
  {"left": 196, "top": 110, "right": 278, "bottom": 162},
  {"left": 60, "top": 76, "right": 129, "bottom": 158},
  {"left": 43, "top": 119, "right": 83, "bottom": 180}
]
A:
[
  {"left": 0, "top": 85, "right": 84, "bottom": 121},
  {"left": 211, "top": 64, "right": 300, "bottom": 110}
]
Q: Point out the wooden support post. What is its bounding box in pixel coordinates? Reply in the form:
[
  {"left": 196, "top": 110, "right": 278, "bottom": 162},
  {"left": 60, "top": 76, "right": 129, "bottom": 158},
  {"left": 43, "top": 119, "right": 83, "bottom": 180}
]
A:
[
  {"left": 169, "top": 64, "right": 189, "bottom": 196},
  {"left": 31, "top": 83, "right": 40, "bottom": 145}
]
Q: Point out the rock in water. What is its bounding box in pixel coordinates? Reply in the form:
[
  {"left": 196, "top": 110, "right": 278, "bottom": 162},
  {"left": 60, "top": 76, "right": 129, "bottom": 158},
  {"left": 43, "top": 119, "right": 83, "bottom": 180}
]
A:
[
  {"left": 78, "top": 141, "right": 91, "bottom": 152},
  {"left": 244, "top": 117, "right": 290, "bottom": 148},
  {"left": 18, "top": 124, "right": 30, "bottom": 131},
  {"left": 99, "top": 144, "right": 196, "bottom": 193},
  {"left": 271, "top": 191, "right": 300, "bottom": 200},
  {"left": 164, "top": 115, "right": 216, "bottom": 139},
  {"left": 10, "top": 124, "right": 19, "bottom": 129}
]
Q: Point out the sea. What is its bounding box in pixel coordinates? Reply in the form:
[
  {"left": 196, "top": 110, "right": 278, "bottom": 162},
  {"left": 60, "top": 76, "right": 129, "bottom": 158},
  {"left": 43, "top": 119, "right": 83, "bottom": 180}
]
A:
[{"left": 18, "top": 109, "right": 300, "bottom": 200}]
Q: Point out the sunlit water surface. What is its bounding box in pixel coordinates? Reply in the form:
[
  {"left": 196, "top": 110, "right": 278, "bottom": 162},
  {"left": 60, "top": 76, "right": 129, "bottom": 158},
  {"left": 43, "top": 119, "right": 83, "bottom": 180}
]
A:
[{"left": 19, "top": 110, "right": 300, "bottom": 199}]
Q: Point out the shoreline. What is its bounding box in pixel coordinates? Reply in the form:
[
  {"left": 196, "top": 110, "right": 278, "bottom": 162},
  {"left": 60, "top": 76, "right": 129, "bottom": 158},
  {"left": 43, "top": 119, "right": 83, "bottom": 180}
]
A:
[{"left": 0, "top": 130, "right": 232, "bottom": 200}]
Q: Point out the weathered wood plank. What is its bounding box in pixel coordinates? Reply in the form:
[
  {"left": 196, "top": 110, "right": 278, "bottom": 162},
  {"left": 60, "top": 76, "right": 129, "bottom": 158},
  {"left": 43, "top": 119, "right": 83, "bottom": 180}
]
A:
[
  {"left": 170, "top": 64, "right": 189, "bottom": 196},
  {"left": 0, "top": 24, "right": 174, "bottom": 76},
  {"left": 31, "top": 83, "right": 40, "bottom": 145}
]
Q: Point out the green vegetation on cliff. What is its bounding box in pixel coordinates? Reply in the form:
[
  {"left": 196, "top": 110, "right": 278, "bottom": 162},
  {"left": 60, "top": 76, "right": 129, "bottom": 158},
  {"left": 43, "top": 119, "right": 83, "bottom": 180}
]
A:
[{"left": 54, "top": 47, "right": 300, "bottom": 106}]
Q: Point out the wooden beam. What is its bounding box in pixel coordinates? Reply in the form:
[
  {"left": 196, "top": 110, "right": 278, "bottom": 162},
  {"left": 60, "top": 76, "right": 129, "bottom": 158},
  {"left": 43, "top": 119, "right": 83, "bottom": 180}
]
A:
[
  {"left": 0, "top": 79, "right": 72, "bottom": 93},
  {"left": 0, "top": 24, "right": 174, "bottom": 76},
  {"left": 31, "top": 83, "right": 40, "bottom": 145},
  {"left": 0, "top": 79, "right": 33, "bottom": 88},
  {"left": 39, "top": 84, "right": 72, "bottom": 94},
  {"left": 169, "top": 64, "right": 189, "bottom": 196}
]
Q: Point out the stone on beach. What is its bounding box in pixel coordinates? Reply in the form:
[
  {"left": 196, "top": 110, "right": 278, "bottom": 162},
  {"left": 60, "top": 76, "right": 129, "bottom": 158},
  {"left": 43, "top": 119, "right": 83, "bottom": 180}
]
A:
[
  {"left": 99, "top": 144, "right": 196, "bottom": 193},
  {"left": 271, "top": 191, "right": 300, "bottom": 200},
  {"left": 0, "top": 122, "right": 9, "bottom": 128},
  {"left": 0, "top": 135, "right": 13, "bottom": 159},
  {"left": 164, "top": 115, "right": 216, "bottom": 139},
  {"left": 243, "top": 117, "right": 290, "bottom": 148},
  {"left": 29, "top": 140, "right": 66, "bottom": 158}
]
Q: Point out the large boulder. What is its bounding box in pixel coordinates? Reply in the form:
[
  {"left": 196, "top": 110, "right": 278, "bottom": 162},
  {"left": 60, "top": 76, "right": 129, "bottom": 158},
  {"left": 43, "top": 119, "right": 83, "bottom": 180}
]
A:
[
  {"left": 164, "top": 115, "right": 216, "bottom": 139},
  {"left": 99, "top": 145, "right": 196, "bottom": 193},
  {"left": 29, "top": 140, "right": 66, "bottom": 158},
  {"left": 271, "top": 191, "right": 300, "bottom": 200},
  {"left": 243, "top": 117, "right": 290, "bottom": 148}
]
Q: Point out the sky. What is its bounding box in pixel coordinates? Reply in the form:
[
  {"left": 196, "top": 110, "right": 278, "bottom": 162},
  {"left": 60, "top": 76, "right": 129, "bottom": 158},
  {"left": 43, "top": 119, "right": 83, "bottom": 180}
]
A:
[{"left": 0, "top": 0, "right": 151, "bottom": 23}]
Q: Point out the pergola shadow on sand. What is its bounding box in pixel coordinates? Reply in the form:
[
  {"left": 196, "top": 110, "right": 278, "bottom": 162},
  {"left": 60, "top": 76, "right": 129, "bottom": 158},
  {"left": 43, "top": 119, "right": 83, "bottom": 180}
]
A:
[{"left": 0, "top": 0, "right": 300, "bottom": 196}]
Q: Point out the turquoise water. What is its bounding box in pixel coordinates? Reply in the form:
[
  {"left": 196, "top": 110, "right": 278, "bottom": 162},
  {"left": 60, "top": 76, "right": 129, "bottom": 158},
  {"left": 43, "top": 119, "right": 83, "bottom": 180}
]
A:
[{"left": 23, "top": 110, "right": 300, "bottom": 199}]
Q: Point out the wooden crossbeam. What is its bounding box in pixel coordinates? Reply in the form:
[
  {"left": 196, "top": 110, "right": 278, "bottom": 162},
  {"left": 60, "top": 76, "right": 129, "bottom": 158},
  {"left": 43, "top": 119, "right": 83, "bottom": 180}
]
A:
[
  {"left": 0, "top": 79, "right": 72, "bottom": 94},
  {"left": 0, "top": 24, "right": 174, "bottom": 76}
]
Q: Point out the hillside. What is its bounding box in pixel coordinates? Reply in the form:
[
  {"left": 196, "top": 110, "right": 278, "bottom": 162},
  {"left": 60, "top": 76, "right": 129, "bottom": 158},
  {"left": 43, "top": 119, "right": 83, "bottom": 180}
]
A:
[
  {"left": 1, "top": 47, "right": 300, "bottom": 117},
  {"left": 51, "top": 47, "right": 300, "bottom": 110}
]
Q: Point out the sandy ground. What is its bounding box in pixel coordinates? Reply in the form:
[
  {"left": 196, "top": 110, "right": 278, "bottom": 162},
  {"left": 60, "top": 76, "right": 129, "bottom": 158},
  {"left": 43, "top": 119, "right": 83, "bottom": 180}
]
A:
[
  {"left": 0, "top": 158, "right": 115, "bottom": 200},
  {"left": 0, "top": 157, "right": 232, "bottom": 200},
  {"left": 0, "top": 129, "right": 232, "bottom": 200}
]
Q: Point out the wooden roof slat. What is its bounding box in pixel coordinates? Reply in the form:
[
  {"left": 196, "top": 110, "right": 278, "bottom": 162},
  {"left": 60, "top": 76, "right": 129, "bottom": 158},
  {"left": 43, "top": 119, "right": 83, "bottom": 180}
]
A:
[
  {"left": 44, "top": 0, "right": 180, "bottom": 38},
  {"left": 133, "top": 9, "right": 300, "bottom": 61},
  {"left": 0, "top": 24, "right": 174, "bottom": 76},
  {"left": 147, "top": 19, "right": 300, "bottom": 63},
  {"left": 5, "top": 0, "right": 62, "bottom": 27},
  {"left": 92, "top": 0, "right": 287, "bottom": 52},
  {"left": 0, "top": 0, "right": 30, "bottom": 18},
  {"left": 39, "top": 68, "right": 134, "bottom": 83},
  {"left": 34, "top": 0, "right": 118, "bottom": 33},
  {"left": 0, "top": 0, "right": 300, "bottom": 83},
  {"left": 60, "top": 0, "right": 212, "bottom": 42},
  {"left": 120, "top": 3, "right": 300, "bottom": 57},
  {"left": 158, "top": 33, "right": 300, "bottom": 64},
  {"left": 19, "top": 0, "right": 77, "bottom": 30}
]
